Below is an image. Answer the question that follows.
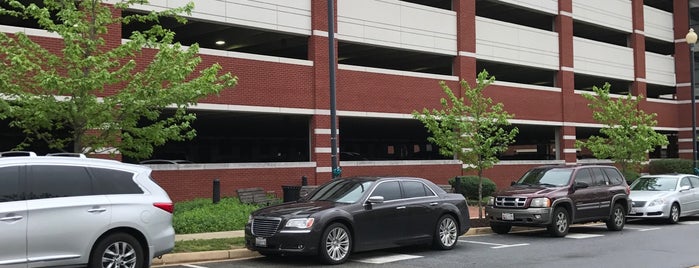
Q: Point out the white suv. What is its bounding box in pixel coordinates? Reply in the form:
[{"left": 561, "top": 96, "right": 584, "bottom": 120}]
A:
[{"left": 0, "top": 152, "right": 174, "bottom": 268}]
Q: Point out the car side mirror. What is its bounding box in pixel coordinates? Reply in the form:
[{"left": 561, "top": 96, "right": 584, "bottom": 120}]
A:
[
  {"left": 574, "top": 182, "right": 589, "bottom": 190},
  {"left": 367, "top": 196, "right": 384, "bottom": 204},
  {"left": 680, "top": 185, "right": 691, "bottom": 192}
]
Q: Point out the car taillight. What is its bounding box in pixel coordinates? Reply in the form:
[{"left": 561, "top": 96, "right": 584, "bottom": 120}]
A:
[{"left": 154, "top": 202, "right": 174, "bottom": 213}]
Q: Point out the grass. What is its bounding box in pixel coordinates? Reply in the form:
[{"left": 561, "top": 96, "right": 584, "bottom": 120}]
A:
[
  {"left": 173, "top": 238, "right": 246, "bottom": 253},
  {"left": 173, "top": 197, "right": 264, "bottom": 234}
]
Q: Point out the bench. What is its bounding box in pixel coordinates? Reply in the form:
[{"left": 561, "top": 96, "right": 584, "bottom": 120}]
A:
[{"left": 236, "top": 187, "right": 278, "bottom": 206}]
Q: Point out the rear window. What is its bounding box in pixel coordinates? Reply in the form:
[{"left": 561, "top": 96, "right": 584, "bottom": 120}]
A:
[
  {"left": 90, "top": 167, "right": 143, "bottom": 195},
  {"left": 602, "top": 167, "right": 625, "bottom": 185}
]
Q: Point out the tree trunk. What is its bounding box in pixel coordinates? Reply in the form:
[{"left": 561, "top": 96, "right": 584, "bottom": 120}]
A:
[{"left": 477, "top": 168, "right": 483, "bottom": 219}]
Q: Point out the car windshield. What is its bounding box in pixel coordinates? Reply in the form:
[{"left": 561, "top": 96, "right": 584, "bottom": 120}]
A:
[
  {"left": 517, "top": 168, "right": 572, "bottom": 187},
  {"left": 630, "top": 177, "right": 678, "bottom": 191},
  {"left": 307, "top": 179, "right": 375, "bottom": 203}
]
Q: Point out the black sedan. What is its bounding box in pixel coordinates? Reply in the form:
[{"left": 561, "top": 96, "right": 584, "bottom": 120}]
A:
[{"left": 244, "top": 176, "right": 470, "bottom": 264}]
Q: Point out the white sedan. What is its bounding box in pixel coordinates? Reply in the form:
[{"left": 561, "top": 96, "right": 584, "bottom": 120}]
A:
[{"left": 628, "top": 174, "right": 699, "bottom": 223}]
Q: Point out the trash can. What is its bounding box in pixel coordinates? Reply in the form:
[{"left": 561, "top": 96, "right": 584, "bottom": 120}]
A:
[{"left": 281, "top": 185, "right": 302, "bottom": 202}]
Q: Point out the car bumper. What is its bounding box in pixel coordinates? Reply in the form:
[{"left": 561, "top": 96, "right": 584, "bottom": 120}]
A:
[
  {"left": 485, "top": 206, "right": 553, "bottom": 226},
  {"left": 627, "top": 204, "right": 671, "bottom": 219},
  {"left": 244, "top": 226, "right": 321, "bottom": 255}
]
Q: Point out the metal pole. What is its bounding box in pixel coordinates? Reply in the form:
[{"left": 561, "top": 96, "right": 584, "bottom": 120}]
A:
[
  {"left": 328, "top": 0, "right": 339, "bottom": 179},
  {"left": 691, "top": 44, "right": 698, "bottom": 171}
]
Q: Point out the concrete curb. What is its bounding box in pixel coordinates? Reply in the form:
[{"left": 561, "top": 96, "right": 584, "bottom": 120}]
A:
[{"left": 153, "top": 227, "right": 494, "bottom": 266}]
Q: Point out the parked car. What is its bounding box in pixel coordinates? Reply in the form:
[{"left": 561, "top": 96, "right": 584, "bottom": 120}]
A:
[
  {"left": 245, "top": 176, "right": 470, "bottom": 264},
  {"left": 139, "top": 159, "right": 193, "bottom": 165},
  {"left": 627, "top": 174, "right": 699, "bottom": 223},
  {"left": 485, "top": 165, "right": 631, "bottom": 237},
  {"left": 0, "top": 152, "right": 174, "bottom": 268}
]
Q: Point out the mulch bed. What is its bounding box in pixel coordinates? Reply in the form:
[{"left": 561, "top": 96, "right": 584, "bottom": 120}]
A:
[{"left": 470, "top": 217, "right": 489, "bottom": 228}]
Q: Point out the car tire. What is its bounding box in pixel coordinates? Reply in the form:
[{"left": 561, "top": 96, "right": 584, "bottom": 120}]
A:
[
  {"left": 547, "top": 207, "right": 569, "bottom": 237},
  {"left": 490, "top": 223, "right": 512, "bottom": 234},
  {"left": 605, "top": 203, "right": 626, "bottom": 231},
  {"left": 433, "top": 214, "right": 459, "bottom": 250},
  {"left": 318, "top": 223, "right": 352, "bottom": 265},
  {"left": 89, "top": 232, "right": 144, "bottom": 268},
  {"left": 667, "top": 203, "right": 680, "bottom": 224}
]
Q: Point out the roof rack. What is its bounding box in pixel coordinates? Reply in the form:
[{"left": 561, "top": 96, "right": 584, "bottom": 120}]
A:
[
  {"left": 0, "top": 151, "right": 37, "bottom": 157},
  {"left": 46, "top": 152, "right": 87, "bottom": 158}
]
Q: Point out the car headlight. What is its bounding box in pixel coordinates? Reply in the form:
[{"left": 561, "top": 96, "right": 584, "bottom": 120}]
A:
[
  {"left": 285, "top": 218, "right": 315, "bottom": 229},
  {"left": 648, "top": 198, "right": 665, "bottom": 207},
  {"left": 529, "top": 197, "right": 551, "bottom": 208},
  {"left": 487, "top": 197, "right": 494, "bottom": 206}
]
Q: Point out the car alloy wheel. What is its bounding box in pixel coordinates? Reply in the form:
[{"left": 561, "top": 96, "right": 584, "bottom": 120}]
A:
[
  {"left": 320, "top": 223, "right": 351, "bottom": 264},
  {"left": 605, "top": 203, "right": 625, "bottom": 231},
  {"left": 434, "top": 215, "right": 458, "bottom": 249},
  {"left": 668, "top": 203, "right": 680, "bottom": 224},
  {"left": 548, "top": 207, "right": 569, "bottom": 237},
  {"left": 90, "top": 233, "right": 143, "bottom": 268}
]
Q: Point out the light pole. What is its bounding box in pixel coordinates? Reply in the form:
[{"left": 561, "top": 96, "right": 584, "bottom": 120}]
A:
[
  {"left": 687, "top": 28, "right": 698, "bottom": 171},
  {"left": 328, "top": 0, "right": 340, "bottom": 179}
]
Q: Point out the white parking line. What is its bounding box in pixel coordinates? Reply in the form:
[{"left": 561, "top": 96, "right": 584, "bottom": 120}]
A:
[
  {"left": 460, "top": 240, "right": 529, "bottom": 249},
  {"left": 624, "top": 226, "right": 662, "bottom": 232},
  {"left": 183, "top": 264, "right": 208, "bottom": 268},
  {"left": 352, "top": 253, "right": 423, "bottom": 264},
  {"left": 564, "top": 233, "right": 604, "bottom": 239}
]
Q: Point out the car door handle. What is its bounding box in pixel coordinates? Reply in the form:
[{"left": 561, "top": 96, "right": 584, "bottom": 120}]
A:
[
  {"left": 87, "top": 208, "right": 107, "bottom": 213},
  {"left": 0, "top": 215, "right": 23, "bottom": 222},
  {"left": 429, "top": 202, "right": 439, "bottom": 206},
  {"left": 396, "top": 206, "right": 406, "bottom": 210}
]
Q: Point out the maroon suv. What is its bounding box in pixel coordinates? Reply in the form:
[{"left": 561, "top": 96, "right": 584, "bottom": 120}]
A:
[{"left": 485, "top": 165, "right": 631, "bottom": 237}]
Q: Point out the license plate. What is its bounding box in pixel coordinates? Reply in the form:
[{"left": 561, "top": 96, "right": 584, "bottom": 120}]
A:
[
  {"left": 255, "top": 237, "right": 267, "bottom": 247},
  {"left": 502, "top": 212, "right": 514, "bottom": 221}
]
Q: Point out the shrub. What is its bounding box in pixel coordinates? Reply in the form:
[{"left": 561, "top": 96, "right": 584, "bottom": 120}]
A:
[
  {"left": 449, "top": 175, "right": 496, "bottom": 200},
  {"left": 648, "top": 159, "right": 694, "bottom": 175},
  {"left": 174, "top": 197, "right": 260, "bottom": 234},
  {"left": 620, "top": 169, "right": 640, "bottom": 185}
]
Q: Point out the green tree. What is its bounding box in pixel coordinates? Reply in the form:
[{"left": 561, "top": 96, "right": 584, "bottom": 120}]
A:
[
  {"left": 576, "top": 83, "right": 668, "bottom": 173},
  {"left": 0, "top": 0, "right": 237, "bottom": 159},
  {"left": 413, "top": 70, "right": 518, "bottom": 218}
]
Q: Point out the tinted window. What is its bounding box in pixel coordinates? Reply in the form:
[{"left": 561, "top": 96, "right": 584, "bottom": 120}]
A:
[
  {"left": 603, "top": 168, "right": 624, "bottom": 185},
  {"left": 574, "top": 169, "right": 593, "bottom": 185},
  {"left": 27, "top": 165, "right": 92, "bottom": 199},
  {"left": 0, "top": 166, "right": 21, "bottom": 202},
  {"left": 518, "top": 168, "right": 572, "bottom": 186},
  {"left": 371, "top": 181, "right": 401, "bottom": 201},
  {"left": 309, "top": 179, "right": 373, "bottom": 203},
  {"left": 90, "top": 168, "right": 143, "bottom": 195},
  {"left": 591, "top": 168, "right": 608, "bottom": 186},
  {"left": 402, "top": 181, "right": 432, "bottom": 198}
]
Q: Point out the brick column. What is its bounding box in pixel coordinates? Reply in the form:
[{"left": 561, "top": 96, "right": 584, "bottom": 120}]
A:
[
  {"left": 308, "top": 0, "right": 337, "bottom": 184},
  {"left": 557, "top": 0, "right": 577, "bottom": 164},
  {"left": 454, "top": 0, "right": 477, "bottom": 86},
  {"left": 674, "top": 0, "right": 695, "bottom": 161},
  {"left": 631, "top": 0, "right": 647, "bottom": 99}
]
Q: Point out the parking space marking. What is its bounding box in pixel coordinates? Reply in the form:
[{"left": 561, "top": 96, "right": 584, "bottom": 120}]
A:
[
  {"left": 183, "top": 264, "right": 208, "bottom": 268},
  {"left": 564, "top": 233, "right": 604, "bottom": 239},
  {"left": 352, "top": 253, "right": 423, "bottom": 264},
  {"left": 625, "top": 226, "right": 661, "bottom": 232},
  {"left": 459, "top": 240, "right": 529, "bottom": 249}
]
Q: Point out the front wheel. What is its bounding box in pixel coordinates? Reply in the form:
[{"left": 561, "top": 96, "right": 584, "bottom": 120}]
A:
[
  {"left": 318, "top": 223, "right": 352, "bottom": 265},
  {"left": 606, "top": 203, "right": 626, "bottom": 231},
  {"left": 433, "top": 214, "right": 459, "bottom": 250},
  {"left": 490, "top": 223, "right": 512, "bottom": 234},
  {"left": 667, "top": 203, "right": 680, "bottom": 224},
  {"left": 89, "top": 233, "right": 144, "bottom": 268},
  {"left": 547, "top": 207, "right": 569, "bottom": 237}
]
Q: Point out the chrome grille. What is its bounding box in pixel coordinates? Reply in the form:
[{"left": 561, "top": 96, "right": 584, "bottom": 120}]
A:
[
  {"left": 252, "top": 217, "right": 281, "bottom": 237},
  {"left": 631, "top": 201, "right": 646, "bottom": 207},
  {"left": 495, "top": 196, "right": 527, "bottom": 208}
]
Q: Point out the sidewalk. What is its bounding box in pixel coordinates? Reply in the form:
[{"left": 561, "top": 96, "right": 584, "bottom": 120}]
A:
[{"left": 153, "top": 206, "right": 491, "bottom": 266}]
